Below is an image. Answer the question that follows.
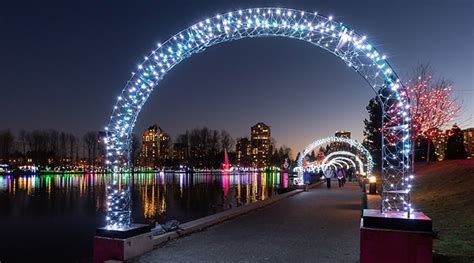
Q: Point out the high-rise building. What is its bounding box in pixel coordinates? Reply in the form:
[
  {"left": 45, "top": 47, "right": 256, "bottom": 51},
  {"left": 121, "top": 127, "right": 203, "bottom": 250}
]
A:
[
  {"left": 250, "top": 122, "right": 271, "bottom": 168},
  {"left": 335, "top": 130, "right": 351, "bottom": 139},
  {"left": 159, "top": 132, "right": 171, "bottom": 162},
  {"left": 463, "top": 128, "right": 474, "bottom": 159},
  {"left": 236, "top": 137, "right": 251, "bottom": 167},
  {"left": 138, "top": 125, "right": 170, "bottom": 168}
]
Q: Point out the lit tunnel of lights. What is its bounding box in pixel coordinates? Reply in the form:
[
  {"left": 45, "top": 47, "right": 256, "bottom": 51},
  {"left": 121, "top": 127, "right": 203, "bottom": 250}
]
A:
[
  {"left": 295, "top": 136, "right": 374, "bottom": 176},
  {"left": 325, "top": 157, "right": 354, "bottom": 170},
  {"left": 320, "top": 152, "right": 366, "bottom": 175},
  {"left": 105, "top": 7, "right": 412, "bottom": 229},
  {"left": 303, "top": 155, "right": 360, "bottom": 172}
]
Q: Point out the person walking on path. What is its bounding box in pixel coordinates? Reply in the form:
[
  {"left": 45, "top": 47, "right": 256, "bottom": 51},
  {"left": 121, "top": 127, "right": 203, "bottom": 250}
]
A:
[
  {"left": 342, "top": 168, "right": 347, "bottom": 187},
  {"left": 324, "top": 167, "right": 334, "bottom": 188},
  {"left": 303, "top": 171, "right": 311, "bottom": 191},
  {"left": 337, "top": 168, "right": 344, "bottom": 188},
  {"left": 347, "top": 167, "right": 354, "bottom": 182}
]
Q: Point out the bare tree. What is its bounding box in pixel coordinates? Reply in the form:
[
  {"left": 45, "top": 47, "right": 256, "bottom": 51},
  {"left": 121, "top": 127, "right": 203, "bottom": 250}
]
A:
[
  {"left": 220, "top": 130, "right": 234, "bottom": 151},
  {"left": 210, "top": 130, "right": 220, "bottom": 154},
  {"left": 0, "top": 130, "right": 15, "bottom": 163},
  {"left": 68, "top": 134, "right": 77, "bottom": 165},
  {"left": 18, "top": 130, "right": 27, "bottom": 154},
  {"left": 174, "top": 127, "right": 235, "bottom": 168},
  {"left": 405, "top": 64, "right": 461, "bottom": 167},
  {"left": 48, "top": 130, "right": 59, "bottom": 165},
  {"left": 59, "top": 132, "right": 67, "bottom": 164},
  {"left": 83, "top": 131, "right": 98, "bottom": 166}
]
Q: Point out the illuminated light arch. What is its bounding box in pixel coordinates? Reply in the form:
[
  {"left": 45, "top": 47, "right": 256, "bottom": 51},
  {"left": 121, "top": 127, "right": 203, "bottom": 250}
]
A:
[
  {"left": 330, "top": 160, "right": 346, "bottom": 168},
  {"left": 302, "top": 154, "right": 361, "bottom": 174},
  {"left": 333, "top": 157, "right": 356, "bottom": 168},
  {"left": 324, "top": 156, "right": 358, "bottom": 172},
  {"left": 302, "top": 153, "right": 363, "bottom": 176},
  {"left": 296, "top": 136, "right": 373, "bottom": 175},
  {"left": 326, "top": 163, "right": 339, "bottom": 170},
  {"left": 327, "top": 158, "right": 351, "bottom": 169},
  {"left": 325, "top": 158, "right": 354, "bottom": 171},
  {"left": 303, "top": 152, "right": 363, "bottom": 173},
  {"left": 106, "top": 7, "right": 412, "bottom": 228},
  {"left": 322, "top": 151, "right": 366, "bottom": 175}
]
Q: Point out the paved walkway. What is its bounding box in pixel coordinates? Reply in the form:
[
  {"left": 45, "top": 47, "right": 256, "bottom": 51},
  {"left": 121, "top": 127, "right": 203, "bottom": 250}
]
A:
[{"left": 136, "top": 181, "right": 362, "bottom": 263}]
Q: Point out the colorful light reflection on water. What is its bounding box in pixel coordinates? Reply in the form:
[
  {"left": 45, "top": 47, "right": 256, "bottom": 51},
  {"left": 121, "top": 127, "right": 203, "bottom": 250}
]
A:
[{"left": 0, "top": 172, "right": 291, "bottom": 261}]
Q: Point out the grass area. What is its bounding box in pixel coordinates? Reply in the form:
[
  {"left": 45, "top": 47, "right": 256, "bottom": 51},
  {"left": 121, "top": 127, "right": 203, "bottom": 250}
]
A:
[{"left": 412, "top": 160, "right": 474, "bottom": 262}]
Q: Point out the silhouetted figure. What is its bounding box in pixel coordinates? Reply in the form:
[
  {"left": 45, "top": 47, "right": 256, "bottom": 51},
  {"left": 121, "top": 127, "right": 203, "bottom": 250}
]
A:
[
  {"left": 347, "top": 167, "right": 354, "bottom": 182},
  {"left": 337, "top": 168, "right": 344, "bottom": 188},
  {"left": 303, "top": 171, "right": 311, "bottom": 191},
  {"left": 342, "top": 168, "right": 347, "bottom": 186},
  {"left": 325, "top": 167, "right": 335, "bottom": 189}
]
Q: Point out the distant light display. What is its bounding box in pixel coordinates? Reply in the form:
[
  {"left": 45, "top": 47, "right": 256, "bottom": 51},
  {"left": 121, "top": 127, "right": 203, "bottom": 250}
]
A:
[
  {"left": 321, "top": 151, "right": 365, "bottom": 175},
  {"left": 296, "top": 136, "right": 373, "bottom": 174},
  {"left": 105, "top": 7, "right": 412, "bottom": 228}
]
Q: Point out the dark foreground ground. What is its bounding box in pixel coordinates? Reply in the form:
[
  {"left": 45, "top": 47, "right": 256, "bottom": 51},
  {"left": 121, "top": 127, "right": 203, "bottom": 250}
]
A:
[
  {"left": 136, "top": 181, "right": 362, "bottom": 263},
  {"left": 412, "top": 160, "right": 474, "bottom": 262}
]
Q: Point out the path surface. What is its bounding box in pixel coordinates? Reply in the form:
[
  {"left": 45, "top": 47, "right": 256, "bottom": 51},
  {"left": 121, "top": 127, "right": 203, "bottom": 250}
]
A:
[{"left": 137, "top": 181, "right": 362, "bottom": 263}]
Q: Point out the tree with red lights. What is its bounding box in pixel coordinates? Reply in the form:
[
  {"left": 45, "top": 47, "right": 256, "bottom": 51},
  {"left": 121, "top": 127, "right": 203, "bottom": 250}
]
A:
[{"left": 404, "top": 64, "right": 460, "bottom": 168}]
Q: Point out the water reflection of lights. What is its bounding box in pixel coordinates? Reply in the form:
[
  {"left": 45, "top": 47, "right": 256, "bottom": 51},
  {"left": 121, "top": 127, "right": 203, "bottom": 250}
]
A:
[
  {"left": 1, "top": 172, "right": 291, "bottom": 224},
  {"left": 179, "top": 173, "right": 184, "bottom": 197},
  {"left": 222, "top": 172, "right": 230, "bottom": 197},
  {"left": 143, "top": 180, "right": 157, "bottom": 220},
  {"left": 133, "top": 172, "right": 292, "bottom": 214}
]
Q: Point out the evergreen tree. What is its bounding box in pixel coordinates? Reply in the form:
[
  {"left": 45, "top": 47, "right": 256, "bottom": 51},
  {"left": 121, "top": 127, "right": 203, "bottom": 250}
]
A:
[
  {"left": 445, "top": 125, "right": 467, "bottom": 160},
  {"left": 269, "top": 146, "right": 292, "bottom": 167},
  {"left": 294, "top": 152, "right": 301, "bottom": 164},
  {"left": 324, "top": 145, "right": 331, "bottom": 155},
  {"left": 0, "top": 130, "right": 15, "bottom": 163},
  {"left": 308, "top": 150, "right": 316, "bottom": 162},
  {"left": 363, "top": 97, "right": 382, "bottom": 173}
]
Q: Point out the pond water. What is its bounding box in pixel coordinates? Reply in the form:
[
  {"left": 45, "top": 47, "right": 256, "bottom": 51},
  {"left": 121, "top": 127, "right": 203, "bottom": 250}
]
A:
[{"left": 0, "top": 172, "right": 293, "bottom": 262}]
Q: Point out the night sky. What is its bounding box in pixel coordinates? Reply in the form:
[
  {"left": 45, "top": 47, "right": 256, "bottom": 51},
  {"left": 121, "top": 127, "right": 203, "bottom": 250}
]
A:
[{"left": 1, "top": 0, "right": 473, "bottom": 154}]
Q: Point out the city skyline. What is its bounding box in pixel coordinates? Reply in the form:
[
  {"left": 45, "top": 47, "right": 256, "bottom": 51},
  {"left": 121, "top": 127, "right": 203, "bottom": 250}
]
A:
[{"left": 1, "top": 0, "right": 473, "bottom": 157}]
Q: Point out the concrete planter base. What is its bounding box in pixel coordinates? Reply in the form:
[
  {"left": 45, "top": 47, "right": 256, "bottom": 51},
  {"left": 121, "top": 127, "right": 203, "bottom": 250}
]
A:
[
  {"left": 360, "top": 209, "right": 433, "bottom": 263},
  {"left": 94, "top": 231, "right": 153, "bottom": 263}
]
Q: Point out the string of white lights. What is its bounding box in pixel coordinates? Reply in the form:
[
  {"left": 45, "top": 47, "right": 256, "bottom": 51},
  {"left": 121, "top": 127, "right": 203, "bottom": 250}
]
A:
[{"left": 105, "top": 173, "right": 132, "bottom": 229}]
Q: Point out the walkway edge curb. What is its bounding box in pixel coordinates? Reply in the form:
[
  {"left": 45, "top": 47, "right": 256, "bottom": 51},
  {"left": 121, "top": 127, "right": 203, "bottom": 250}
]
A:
[{"left": 151, "top": 181, "right": 323, "bottom": 247}]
